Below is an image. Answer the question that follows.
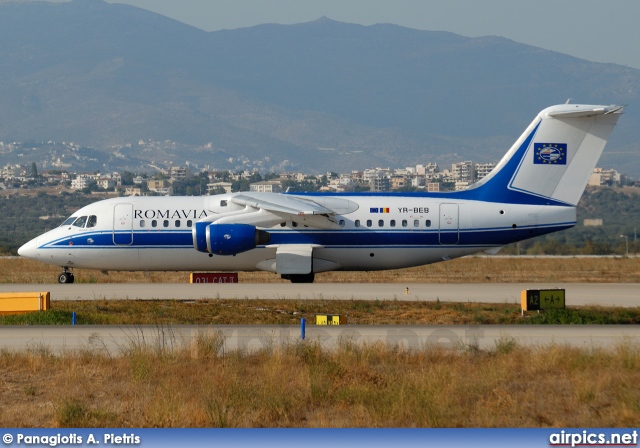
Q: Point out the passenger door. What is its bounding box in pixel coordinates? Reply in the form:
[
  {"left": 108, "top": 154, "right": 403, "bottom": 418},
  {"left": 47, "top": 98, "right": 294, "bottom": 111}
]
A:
[
  {"left": 113, "top": 204, "right": 134, "bottom": 245},
  {"left": 439, "top": 203, "right": 459, "bottom": 245}
]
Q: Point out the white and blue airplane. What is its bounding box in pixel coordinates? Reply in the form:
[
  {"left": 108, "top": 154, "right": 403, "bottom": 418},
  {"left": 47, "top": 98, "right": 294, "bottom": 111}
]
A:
[{"left": 18, "top": 103, "right": 623, "bottom": 283}]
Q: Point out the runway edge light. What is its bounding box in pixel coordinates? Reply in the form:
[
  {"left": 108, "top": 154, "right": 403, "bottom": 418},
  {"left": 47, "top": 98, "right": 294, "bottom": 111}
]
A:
[{"left": 521, "top": 289, "right": 565, "bottom": 312}]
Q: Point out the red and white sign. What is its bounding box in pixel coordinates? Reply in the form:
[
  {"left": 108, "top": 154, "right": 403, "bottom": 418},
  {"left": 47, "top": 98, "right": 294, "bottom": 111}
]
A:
[{"left": 190, "top": 273, "right": 238, "bottom": 284}]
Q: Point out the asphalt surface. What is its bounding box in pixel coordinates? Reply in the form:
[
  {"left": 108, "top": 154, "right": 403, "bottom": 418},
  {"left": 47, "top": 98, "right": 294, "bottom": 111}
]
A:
[
  {"left": 0, "top": 282, "right": 637, "bottom": 306},
  {"left": 0, "top": 324, "right": 638, "bottom": 353}
]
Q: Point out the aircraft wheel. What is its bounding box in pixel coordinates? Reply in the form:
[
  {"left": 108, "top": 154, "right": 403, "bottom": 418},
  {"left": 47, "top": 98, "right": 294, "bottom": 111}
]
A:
[{"left": 58, "top": 272, "right": 74, "bottom": 284}]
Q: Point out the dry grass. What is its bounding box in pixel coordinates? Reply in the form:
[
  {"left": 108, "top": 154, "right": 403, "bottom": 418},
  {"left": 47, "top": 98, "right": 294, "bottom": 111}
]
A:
[
  {"left": 1, "top": 341, "right": 639, "bottom": 427},
  {"left": 1, "top": 256, "right": 639, "bottom": 284}
]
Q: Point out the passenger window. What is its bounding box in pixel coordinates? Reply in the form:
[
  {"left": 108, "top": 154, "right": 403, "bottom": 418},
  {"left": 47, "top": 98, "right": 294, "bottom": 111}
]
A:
[
  {"left": 292, "top": 222, "right": 298, "bottom": 228},
  {"left": 220, "top": 200, "right": 227, "bottom": 207},
  {"left": 86, "top": 215, "right": 97, "bottom": 228},
  {"left": 425, "top": 220, "right": 431, "bottom": 227},
  {"left": 402, "top": 220, "right": 408, "bottom": 227},
  {"left": 175, "top": 220, "right": 181, "bottom": 227},
  {"left": 163, "top": 220, "right": 169, "bottom": 228},
  {"left": 187, "top": 220, "right": 193, "bottom": 228},
  {"left": 390, "top": 220, "right": 396, "bottom": 227},
  {"left": 378, "top": 220, "right": 384, "bottom": 227},
  {"left": 280, "top": 222, "right": 286, "bottom": 227},
  {"left": 355, "top": 220, "right": 360, "bottom": 227},
  {"left": 366, "top": 220, "right": 372, "bottom": 227},
  {"left": 152, "top": 220, "right": 157, "bottom": 228},
  {"left": 414, "top": 220, "right": 419, "bottom": 227},
  {"left": 339, "top": 219, "right": 345, "bottom": 227},
  {"left": 72, "top": 216, "right": 87, "bottom": 228},
  {"left": 140, "top": 220, "right": 146, "bottom": 228}
]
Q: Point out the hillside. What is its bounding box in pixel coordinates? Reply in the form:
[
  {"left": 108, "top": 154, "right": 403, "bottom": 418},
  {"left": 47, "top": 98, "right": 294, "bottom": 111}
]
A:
[{"left": 0, "top": 0, "right": 638, "bottom": 175}]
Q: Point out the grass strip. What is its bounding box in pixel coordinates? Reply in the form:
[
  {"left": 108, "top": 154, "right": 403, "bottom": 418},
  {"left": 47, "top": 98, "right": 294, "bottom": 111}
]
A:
[{"left": 1, "top": 299, "right": 639, "bottom": 325}]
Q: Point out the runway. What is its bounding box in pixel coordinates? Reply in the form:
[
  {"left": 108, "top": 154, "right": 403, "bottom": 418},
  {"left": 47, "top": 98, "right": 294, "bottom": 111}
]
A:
[
  {"left": 0, "top": 324, "right": 639, "bottom": 353},
  {"left": 0, "top": 282, "right": 638, "bottom": 307},
  {"left": 1, "top": 282, "right": 637, "bottom": 353}
]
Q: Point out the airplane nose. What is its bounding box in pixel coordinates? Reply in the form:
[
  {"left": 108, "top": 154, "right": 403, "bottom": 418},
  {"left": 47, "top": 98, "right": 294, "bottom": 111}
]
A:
[{"left": 18, "top": 238, "right": 38, "bottom": 259}]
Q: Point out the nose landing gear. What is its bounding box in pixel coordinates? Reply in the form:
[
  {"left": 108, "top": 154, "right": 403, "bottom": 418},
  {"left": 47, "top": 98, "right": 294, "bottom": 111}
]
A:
[{"left": 58, "top": 267, "right": 75, "bottom": 284}]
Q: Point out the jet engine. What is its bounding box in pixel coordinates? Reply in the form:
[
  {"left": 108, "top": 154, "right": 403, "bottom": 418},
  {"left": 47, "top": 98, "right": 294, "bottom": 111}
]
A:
[{"left": 193, "top": 223, "right": 270, "bottom": 256}]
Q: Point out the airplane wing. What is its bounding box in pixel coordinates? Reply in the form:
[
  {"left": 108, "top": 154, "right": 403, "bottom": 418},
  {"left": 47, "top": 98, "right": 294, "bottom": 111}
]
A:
[
  {"left": 207, "top": 192, "right": 358, "bottom": 229},
  {"left": 231, "top": 193, "right": 334, "bottom": 216}
]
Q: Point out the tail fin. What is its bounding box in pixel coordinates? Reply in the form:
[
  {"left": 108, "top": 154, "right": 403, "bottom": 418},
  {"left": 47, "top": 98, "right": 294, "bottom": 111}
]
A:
[{"left": 465, "top": 104, "right": 624, "bottom": 206}]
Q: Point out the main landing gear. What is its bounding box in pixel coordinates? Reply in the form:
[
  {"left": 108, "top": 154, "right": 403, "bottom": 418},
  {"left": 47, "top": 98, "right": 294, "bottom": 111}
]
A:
[
  {"left": 281, "top": 273, "right": 315, "bottom": 283},
  {"left": 58, "top": 267, "right": 75, "bottom": 284}
]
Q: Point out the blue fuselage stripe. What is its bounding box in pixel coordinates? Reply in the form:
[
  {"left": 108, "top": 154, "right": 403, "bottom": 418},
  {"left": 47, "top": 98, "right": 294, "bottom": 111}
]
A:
[{"left": 41, "top": 223, "right": 573, "bottom": 250}]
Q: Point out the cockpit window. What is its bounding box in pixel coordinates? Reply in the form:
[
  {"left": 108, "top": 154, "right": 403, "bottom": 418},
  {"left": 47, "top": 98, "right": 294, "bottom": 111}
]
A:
[
  {"left": 72, "top": 216, "right": 88, "bottom": 228},
  {"left": 86, "top": 215, "right": 97, "bottom": 228},
  {"left": 61, "top": 217, "right": 77, "bottom": 226}
]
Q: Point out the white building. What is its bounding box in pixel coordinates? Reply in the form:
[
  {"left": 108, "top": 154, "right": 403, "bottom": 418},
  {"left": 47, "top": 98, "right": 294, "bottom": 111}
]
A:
[
  {"left": 452, "top": 161, "right": 475, "bottom": 183},
  {"left": 208, "top": 182, "right": 232, "bottom": 194},
  {"left": 162, "top": 166, "right": 191, "bottom": 181},
  {"left": 589, "top": 168, "right": 621, "bottom": 186},
  {"left": 96, "top": 178, "right": 116, "bottom": 190},
  {"left": 1, "top": 164, "right": 21, "bottom": 179},
  {"left": 250, "top": 181, "right": 282, "bottom": 193},
  {"left": 475, "top": 163, "right": 497, "bottom": 180},
  {"left": 71, "top": 175, "right": 95, "bottom": 190}
]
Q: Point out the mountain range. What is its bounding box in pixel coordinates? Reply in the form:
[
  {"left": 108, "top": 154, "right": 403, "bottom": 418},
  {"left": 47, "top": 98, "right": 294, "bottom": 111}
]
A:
[{"left": 0, "top": 0, "right": 638, "bottom": 176}]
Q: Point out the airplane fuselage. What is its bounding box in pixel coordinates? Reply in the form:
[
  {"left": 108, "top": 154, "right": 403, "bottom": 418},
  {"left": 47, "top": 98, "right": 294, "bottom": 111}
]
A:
[{"left": 19, "top": 193, "right": 575, "bottom": 273}]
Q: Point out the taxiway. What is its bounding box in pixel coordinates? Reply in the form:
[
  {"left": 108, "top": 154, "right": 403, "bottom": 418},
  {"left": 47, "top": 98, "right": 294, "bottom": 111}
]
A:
[{"left": 0, "top": 282, "right": 637, "bottom": 306}]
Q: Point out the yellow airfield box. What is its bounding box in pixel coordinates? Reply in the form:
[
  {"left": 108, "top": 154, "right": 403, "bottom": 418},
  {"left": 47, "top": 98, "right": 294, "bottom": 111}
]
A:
[
  {"left": 0, "top": 292, "right": 50, "bottom": 314},
  {"left": 521, "top": 289, "right": 565, "bottom": 311},
  {"left": 315, "top": 314, "right": 347, "bottom": 325}
]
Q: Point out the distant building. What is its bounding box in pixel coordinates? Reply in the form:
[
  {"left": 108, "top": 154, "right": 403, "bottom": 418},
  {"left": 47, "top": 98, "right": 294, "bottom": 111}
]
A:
[
  {"left": 162, "top": 166, "right": 191, "bottom": 182},
  {"left": 250, "top": 181, "right": 282, "bottom": 193},
  {"left": 390, "top": 175, "right": 407, "bottom": 190},
  {"left": 96, "top": 178, "right": 116, "bottom": 190},
  {"left": 124, "top": 187, "right": 142, "bottom": 196},
  {"left": 71, "top": 175, "right": 95, "bottom": 190},
  {"left": 370, "top": 176, "right": 390, "bottom": 192},
  {"left": 208, "top": 182, "right": 232, "bottom": 194},
  {"left": 452, "top": 161, "right": 475, "bottom": 183},
  {"left": 584, "top": 219, "right": 603, "bottom": 227},
  {"left": 454, "top": 181, "right": 471, "bottom": 191},
  {"left": 475, "top": 163, "right": 496, "bottom": 180},
  {"left": 589, "top": 168, "right": 621, "bottom": 186},
  {"left": 148, "top": 179, "right": 169, "bottom": 192},
  {"left": 427, "top": 182, "right": 440, "bottom": 192},
  {"left": 1, "top": 164, "right": 21, "bottom": 180}
]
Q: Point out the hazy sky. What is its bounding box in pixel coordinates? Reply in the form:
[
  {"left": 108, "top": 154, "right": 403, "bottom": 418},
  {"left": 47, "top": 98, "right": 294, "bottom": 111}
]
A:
[{"left": 45, "top": 0, "right": 640, "bottom": 70}]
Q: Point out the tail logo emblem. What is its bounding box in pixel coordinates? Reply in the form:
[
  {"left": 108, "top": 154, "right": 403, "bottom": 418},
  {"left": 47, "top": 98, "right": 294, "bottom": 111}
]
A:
[{"left": 534, "top": 143, "right": 567, "bottom": 165}]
